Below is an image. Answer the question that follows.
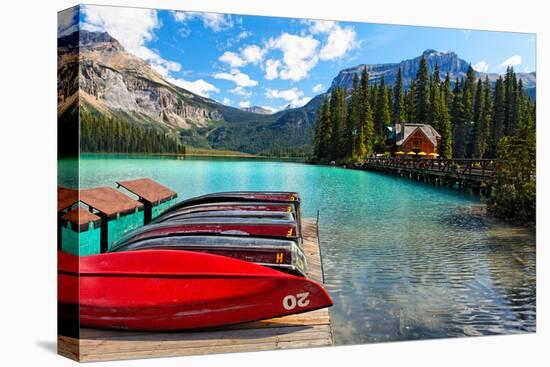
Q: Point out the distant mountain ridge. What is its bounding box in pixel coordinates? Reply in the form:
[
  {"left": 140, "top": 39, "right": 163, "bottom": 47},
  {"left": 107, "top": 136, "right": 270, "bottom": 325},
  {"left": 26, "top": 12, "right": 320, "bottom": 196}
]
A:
[
  {"left": 240, "top": 106, "right": 275, "bottom": 114},
  {"left": 330, "top": 49, "right": 536, "bottom": 91}
]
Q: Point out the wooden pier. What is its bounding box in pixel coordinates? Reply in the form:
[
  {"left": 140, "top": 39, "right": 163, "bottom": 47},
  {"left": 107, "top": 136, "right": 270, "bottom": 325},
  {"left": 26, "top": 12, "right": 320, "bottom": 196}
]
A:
[
  {"left": 358, "top": 157, "right": 497, "bottom": 192},
  {"left": 58, "top": 218, "right": 333, "bottom": 362}
]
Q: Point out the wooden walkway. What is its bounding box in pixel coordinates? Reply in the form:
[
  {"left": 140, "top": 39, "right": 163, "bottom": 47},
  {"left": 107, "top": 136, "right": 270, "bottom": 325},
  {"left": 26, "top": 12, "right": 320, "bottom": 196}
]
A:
[
  {"left": 358, "top": 157, "right": 497, "bottom": 191},
  {"left": 58, "top": 218, "right": 333, "bottom": 362}
]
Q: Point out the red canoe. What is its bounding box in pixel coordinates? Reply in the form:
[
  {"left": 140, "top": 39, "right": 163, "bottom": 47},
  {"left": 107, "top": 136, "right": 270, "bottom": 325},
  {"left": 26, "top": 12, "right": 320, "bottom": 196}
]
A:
[
  {"left": 159, "top": 191, "right": 302, "bottom": 223},
  {"left": 58, "top": 250, "right": 332, "bottom": 331},
  {"left": 153, "top": 202, "right": 295, "bottom": 223},
  {"left": 114, "top": 220, "right": 300, "bottom": 248}
]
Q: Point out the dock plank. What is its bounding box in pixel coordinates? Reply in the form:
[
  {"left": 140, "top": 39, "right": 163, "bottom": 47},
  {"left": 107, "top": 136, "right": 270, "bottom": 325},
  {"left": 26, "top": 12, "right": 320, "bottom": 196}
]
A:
[{"left": 58, "top": 218, "right": 333, "bottom": 362}]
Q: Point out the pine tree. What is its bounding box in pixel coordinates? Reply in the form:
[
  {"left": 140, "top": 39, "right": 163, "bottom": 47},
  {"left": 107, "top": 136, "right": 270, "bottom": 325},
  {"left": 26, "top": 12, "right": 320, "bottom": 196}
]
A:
[
  {"left": 503, "top": 66, "right": 517, "bottom": 135},
  {"left": 428, "top": 63, "right": 441, "bottom": 128},
  {"left": 437, "top": 89, "right": 453, "bottom": 158},
  {"left": 443, "top": 72, "right": 452, "bottom": 108},
  {"left": 479, "top": 76, "right": 493, "bottom": 158},
  {"left": 451, "top": 79, "right": 467, "bottom": 158},
  {"left": 314, "top": 97, "right": 332, "bottom": 160},
  {"left": 344, "top": 75, "right": 362, "bottom": 159},
  {"left": 414, "top": 56, "right": 430, "bottom": 122},
  {"left": 359, "top": 66, "right": 374, "bottom": 155},
  {"left": 363, "top": 94, "right": 375, "bottom": 156},
  {"left": 330, "top": 87, "right": 347, "bottom": 160},
  {"left": 468, "top": 79, "right": 484, "bottom": 158},
  {"left": 490, "top": 99, "right": 536, "bottom": 223},
  {"left": 393, "top": 67, "right": 405, "bottom": 123},
  {"left": 374, "top": 76, "right": 391, "bottom": 141},
  {"left": 489, "top": 76, "right": 506, "bottom": 158},
  {"left": 406, "top": 79, "right": 416, "bottom": 122}
]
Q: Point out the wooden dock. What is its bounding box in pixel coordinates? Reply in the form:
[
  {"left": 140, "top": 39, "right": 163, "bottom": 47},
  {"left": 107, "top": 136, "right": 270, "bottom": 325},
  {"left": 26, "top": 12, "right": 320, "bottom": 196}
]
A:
[
  {"left": 358, "top": 157, "right": 497, "bottom": 192},
  {"left": 58, "top": 218, "right": 333, "bottom": 362}
]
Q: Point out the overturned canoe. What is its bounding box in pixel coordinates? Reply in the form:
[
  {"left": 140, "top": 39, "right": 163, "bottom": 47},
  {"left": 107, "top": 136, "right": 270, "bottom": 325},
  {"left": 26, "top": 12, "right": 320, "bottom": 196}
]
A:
[
  {"left": 113, "top": 218, "right": 300, "bottom": 248},
  {"left": 110, "top": 235, "right": 308, "bottom": 276},
  {"left": 152, "top": 202, "right": 295, "bottom": 223},
  {"left": 58, "top": 250, "right": 332, "bottom": 331},
  {"left": 156, "top": 209, "right": 295, "bottom": 222},
  {"left": 159, "top": 191, "right": 302, "bottom": 225}
]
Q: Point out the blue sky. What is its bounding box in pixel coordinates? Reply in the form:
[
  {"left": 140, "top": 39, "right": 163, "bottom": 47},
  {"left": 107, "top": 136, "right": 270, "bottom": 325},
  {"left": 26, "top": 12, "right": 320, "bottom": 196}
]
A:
[{"left": 58, "top": 5, "right": 536, "bottom": 111}]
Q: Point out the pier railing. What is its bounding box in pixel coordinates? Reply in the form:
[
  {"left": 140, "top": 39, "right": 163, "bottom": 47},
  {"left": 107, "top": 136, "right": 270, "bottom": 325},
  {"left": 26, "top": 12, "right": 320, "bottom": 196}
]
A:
[{"left": 360, "top": 158, "right": 497, "bottom": 182}]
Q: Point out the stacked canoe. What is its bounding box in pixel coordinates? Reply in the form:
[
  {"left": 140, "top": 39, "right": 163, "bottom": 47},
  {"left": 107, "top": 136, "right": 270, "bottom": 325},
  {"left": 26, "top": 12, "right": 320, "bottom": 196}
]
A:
[{"left": 58, "top": 191, "right": 332, "bottom": 331}]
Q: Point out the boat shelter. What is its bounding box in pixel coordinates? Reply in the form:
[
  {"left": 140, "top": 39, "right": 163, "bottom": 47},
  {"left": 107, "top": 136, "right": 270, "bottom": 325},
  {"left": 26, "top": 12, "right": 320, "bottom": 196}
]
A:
[
  {"left": 57, "top": 187, "right": 79, "bottom": 250},
  {"left": 60, "top": 207, "right": 102, "bottom": 256},
  {"left": 79, "top": 187, "right": 144, "bottom": 252},
  {"left": 116, "top": 178, "right": 177, "bottom": 223},
  {"left": 57, "top": 179, "right": 177, "bottom": 255}
]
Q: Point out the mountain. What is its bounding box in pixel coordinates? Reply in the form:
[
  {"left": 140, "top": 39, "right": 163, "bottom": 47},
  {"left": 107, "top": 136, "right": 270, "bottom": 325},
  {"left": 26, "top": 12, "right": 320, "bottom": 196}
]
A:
[
  {"left": 58, "top": 30, "right": 287, "bottom": 150},
  {"left": 330, "top": 49, "right": 536, "bottom": 91},
  {"left": 240, "top": 106, "right": 275, "bottom": 114}
]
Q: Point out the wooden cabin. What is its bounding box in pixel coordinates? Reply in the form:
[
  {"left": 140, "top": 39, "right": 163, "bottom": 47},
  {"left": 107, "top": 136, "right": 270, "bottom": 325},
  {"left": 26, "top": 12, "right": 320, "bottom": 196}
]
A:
[{"left": 386, "top": 123, "right": 441, "bottom": 155}]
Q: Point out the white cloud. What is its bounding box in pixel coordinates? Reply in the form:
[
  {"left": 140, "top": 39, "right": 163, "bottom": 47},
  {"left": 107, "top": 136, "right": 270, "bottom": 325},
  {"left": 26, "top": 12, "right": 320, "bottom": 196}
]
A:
[
  {"left": 167, "top": 77, "right": 219, "bottom": 98},
  {"left": 498, "top": 55, "right": 522, "bottom": 69},
  {"left": 264, "top": 59, "right": 281, "bottom": 80},
  {"left": 219, "top": 45, "right": 265, "bottom": 68},
  {"left": 473, "top": 60, "right": 490, "bottom": 73},
  {"left": 239, "top": 101, "right": 251, "bottom": 108},
  {"left": 219, "top": 51, "right": 246, "bottom": 68},
  {"left": 241, "top": 45, "right": 266, "bottom": 65},
  {"left": 81, "top": 5, "right": 183, "bottom": 77},
  {"left": 200, "top": 13, "right": 233, "bottom": 32},
  {"left": 58, "top": 7, "right": 79, "bottom": 37},
  {"left": 306, "top": 20, "right": 336, "bottom": 34},
  {"left": 82, "top": 5, "right": 158, "bottom": 59},
  {"left": 214, "top": 69, "right": 258, "bottom": 88},
  {"left": 266, "top": 33, "right": 319, "bottom": 81},
  {"left": 230, "top": 87, "right": 252, "bottom": 97},
  {"left": 236, "top": 31, "right": 252, "bottom": 41},
  {"left": 312, "top": 83, "right": 324, "bottom": 93},
  {"left": 171, "top": 10, "right": 192, "bottom": 22},
  {"left": 171, "top": 11, "right": 233, "bottom": 32},
  {"left": 319, "top": 25, "right": 357, "bottom": 60},
  {"left": 265, "top": 88, "right": 311, "bottom": 108},
  {"left": 222, "top": 97, "right": 232, "bottom": 105}
]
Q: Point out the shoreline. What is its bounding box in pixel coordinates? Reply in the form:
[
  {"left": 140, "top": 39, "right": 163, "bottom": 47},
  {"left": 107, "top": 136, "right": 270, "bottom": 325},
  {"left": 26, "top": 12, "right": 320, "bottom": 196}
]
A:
[{"left": 77, "top": 151, "right": 309, "bottom": 162}]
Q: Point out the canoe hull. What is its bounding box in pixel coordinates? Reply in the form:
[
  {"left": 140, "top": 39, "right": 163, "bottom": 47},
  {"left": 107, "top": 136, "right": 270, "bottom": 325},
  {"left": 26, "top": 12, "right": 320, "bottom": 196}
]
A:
[
  {"left": 110, "top": 235, "right": 308, "bottom": 276},
  {"left": 114, "top": 221, "right": 300, "bottom": 248},
  {"left": 58, "top": 250, "right": 331, "bottom": 331}
]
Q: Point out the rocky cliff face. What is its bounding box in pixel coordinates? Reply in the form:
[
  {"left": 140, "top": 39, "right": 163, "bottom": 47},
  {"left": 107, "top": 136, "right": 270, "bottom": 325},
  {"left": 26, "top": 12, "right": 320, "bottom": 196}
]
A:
[{"left": 58, "top": 30, "right": 222, "bottom": 129}]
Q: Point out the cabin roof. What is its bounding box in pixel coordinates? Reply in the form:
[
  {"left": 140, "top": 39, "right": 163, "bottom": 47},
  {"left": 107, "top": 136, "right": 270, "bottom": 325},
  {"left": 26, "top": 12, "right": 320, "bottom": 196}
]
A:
[
  {"left": 395, "top": 123, "right": 441, "bottom": 146},
  {"left": 117, "top": 178, "right": 177, "bottom": 204},
  {"left": 62, "top": 207, "right": 101, "bottom": 225},
  {"left": 80, "top": 187, "right": 143, "bottom": 216},
  {"left": 58, "top": 187, "right": 79, "bottom": 212}
]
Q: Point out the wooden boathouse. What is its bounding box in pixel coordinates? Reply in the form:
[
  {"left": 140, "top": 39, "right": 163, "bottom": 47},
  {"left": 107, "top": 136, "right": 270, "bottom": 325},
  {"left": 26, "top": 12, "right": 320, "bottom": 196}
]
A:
[
  {"left": 58, "top": 218, "right": 334, "bottom": 362},
  {"left": 117, "top": 178, "right": 177, "bottom": 224},
  {"left": 57, "top": 178, "right": 177, "bottom": 255}
]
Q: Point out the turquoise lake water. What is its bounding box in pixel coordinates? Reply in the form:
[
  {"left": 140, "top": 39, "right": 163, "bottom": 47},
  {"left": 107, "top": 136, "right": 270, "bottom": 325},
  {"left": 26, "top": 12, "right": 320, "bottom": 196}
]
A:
[{"left": 59, "top": 154, "right": 536, "bottom": 344}]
